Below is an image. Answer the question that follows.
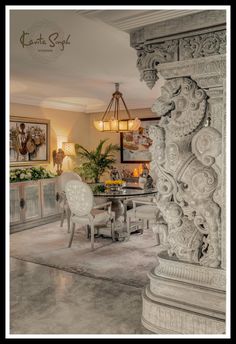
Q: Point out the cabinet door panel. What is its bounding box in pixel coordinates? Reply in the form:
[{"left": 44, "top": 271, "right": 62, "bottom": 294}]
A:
[
  {"left": 23, "top": 182, "right": 41, "bottom": 221},
  {"left": 41, "top": 180, "right": 59, "bottom": 217},
  {"left": 10, "top": 184, "right": 22, "bottom": 224}
]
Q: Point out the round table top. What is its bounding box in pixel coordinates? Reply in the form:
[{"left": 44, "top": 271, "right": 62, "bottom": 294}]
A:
[{"left": 93, "top": 187, "right": 158, "bottom": 199}]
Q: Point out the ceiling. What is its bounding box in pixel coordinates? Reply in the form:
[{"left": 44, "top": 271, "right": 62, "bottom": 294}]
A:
[
  {"left": 75, "top": 9, "right": 202, "bottom": 32},
  {"left": 10, "top": 9, "right": 203, "bottom": 113}
]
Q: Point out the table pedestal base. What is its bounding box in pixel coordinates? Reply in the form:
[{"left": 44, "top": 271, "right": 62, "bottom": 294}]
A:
[{"left": 94, "top": 220, "right": 141, "bottom": 241}]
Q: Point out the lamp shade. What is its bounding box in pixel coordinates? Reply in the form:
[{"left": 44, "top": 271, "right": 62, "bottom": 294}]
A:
[{"left": 62, "top": 142, "right": 76, "bottom": 156}]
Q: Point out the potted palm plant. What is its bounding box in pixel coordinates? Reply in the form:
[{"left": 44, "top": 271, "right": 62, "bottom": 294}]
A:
[{"left": 74, "top": 140, "right": 120, "bottom": 183}]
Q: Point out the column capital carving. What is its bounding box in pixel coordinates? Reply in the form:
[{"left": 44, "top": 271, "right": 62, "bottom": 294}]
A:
[{"left": 130, "top": 10, "right": 226, "bottom": 89}]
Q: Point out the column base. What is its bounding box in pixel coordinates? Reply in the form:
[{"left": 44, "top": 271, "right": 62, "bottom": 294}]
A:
[{"left": 142, "top": 251, "right": 226, "bottom": 334}]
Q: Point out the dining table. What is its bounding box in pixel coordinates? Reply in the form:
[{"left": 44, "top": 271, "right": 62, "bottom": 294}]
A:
[{"left": 93, "top": 186, "right": 158, "bottom": 240}]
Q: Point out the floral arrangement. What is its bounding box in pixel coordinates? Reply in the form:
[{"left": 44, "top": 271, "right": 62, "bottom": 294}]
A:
[
  {"left": 10, "top": 166, "right": 56, "bottom": 183},
  {"left": 105, "top": 179, "right": 125, "bottom": 186}
]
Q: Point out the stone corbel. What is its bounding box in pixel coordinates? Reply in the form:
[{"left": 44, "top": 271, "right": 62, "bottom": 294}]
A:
[{"left": 136, "top": 40, "right": 178, "bottom": 89}]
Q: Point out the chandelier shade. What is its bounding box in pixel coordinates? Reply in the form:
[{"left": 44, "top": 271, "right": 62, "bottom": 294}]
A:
[{"left": 93, "top": 83, "right": 141, "bottom": 133}]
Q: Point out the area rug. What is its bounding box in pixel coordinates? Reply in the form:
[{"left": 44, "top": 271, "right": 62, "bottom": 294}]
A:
[{"left": 10, "top": 221, "right": 159, "bottom": 288}]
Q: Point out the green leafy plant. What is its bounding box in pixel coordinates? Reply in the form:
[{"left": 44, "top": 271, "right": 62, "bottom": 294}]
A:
[
  {"left": 90, "top": 184, "right": 106, "bottom": 194},
  {"left": 10, "top": 166, "right": 56, "bottom": 183},
  {"left": 74, "top": 140, "right": 120, "bottom": 183}
]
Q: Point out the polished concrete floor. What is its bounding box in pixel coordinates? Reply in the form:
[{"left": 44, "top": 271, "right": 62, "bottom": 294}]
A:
[{"left": 10, "top": 257, "right": 151, "bottom": 335}]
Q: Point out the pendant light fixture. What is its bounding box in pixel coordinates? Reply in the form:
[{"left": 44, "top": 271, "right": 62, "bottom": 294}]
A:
[{"left": 93, "top": 83, "right": 141, "bottom": 132}]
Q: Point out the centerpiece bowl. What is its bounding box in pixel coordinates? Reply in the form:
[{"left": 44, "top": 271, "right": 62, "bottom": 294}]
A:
[{"left": 104, "top": 179, "right": 126, "bottom": 192}]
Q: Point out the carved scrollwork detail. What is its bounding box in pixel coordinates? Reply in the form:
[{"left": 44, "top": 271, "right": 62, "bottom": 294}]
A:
[
  {"left": 136, "top": 40, "right": 178, "bottom": 89},
  {"left": 156, "top": 175, "right": 174, "bottom": 198},
  {"left": 149, "top": 76, "right": 222, "bottom": 268},
  {"left": 191, "top": 167, "right": 218, "bottom": 197},
  {"left": 161, "top": 202, "right": 202, "bottom": 264},
  {"left": 179, "top": 30, "right": 226, "bottom": 60},
  {"left": 132, "top": 29, "right": 226, "bottom": 89},
  {"left": 194, "top": 214, "right": 209, "bottom": 234},
  {"left": 192, "top": 126, "right": 222, "bottom": 166}
]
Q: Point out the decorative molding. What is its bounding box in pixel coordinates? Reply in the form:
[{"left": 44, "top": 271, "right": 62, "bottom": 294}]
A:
[
  {"left": 148, "top": 272, "right": 225, "bottom": 315},
  {"left": 76, "top": 10, "right": 205, "bottom": 32},
  {"left": 130, "top": 10, "right": 226, "bottom": 44},
  {"left": 136, "top": 34, "right": 226, "bottom": 88},
  {"left": 154, "top": 252, "right": 225, "bottom": 290},
  {"left": 158, "top": 55, "right": 226, "bottom": 81},
  {"left": 193, "top": 74, "right": 224, "bottom": 89},
  {"left": 142, "top": 291, "right": 225, "bottom": 334},
  {"left": 131, "top": 28, "right": 226, "bottom": 88},
  {"left": 179, "top": 30, "right": 226, "bottom": 60}
]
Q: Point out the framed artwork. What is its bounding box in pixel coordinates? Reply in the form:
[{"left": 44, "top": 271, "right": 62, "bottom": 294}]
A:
[
  {"left": 120, "top": 117, "right": 160, "bottom": 163},
  {"left": 10, "top": 116, "right": 50, "bottom": 166}
]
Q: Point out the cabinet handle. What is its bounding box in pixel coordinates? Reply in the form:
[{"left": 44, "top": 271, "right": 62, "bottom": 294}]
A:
[
  {"left": 56, "top": 192, "right": 60, "bottom": 202},
  {"left": 20, "top": 198, "right": 25, "bottom": 209}
]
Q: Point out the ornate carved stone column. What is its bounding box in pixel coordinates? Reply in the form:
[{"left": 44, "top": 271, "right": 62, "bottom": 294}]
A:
[{"left": 130, "top": 10, "right": 227, "bottom": 334}]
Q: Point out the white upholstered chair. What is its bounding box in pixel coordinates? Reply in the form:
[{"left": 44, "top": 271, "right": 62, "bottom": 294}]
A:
[
  {"left": 58, "top": 171, "right": 82, "bottom": 232},
  {"left": 65, "top": 180, "right": 115, "bottom": 250},
  {"left": 125, "top": 196, "right": 160, "bottom": 242}
]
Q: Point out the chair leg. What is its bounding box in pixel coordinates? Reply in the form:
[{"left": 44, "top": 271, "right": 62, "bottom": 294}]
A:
[
  {"left": 68, "top": 222, "right": 75, "bottom": 248},
  {"left": 127, "top": 216, "right": 131, "bottom": 239},
  {"left": 143, "top": 219, "right": 148, "bottom": 229},
  {"left": 141, "top": 219, "right": 144, "bottom": 229},
  {"left": 60, "top": 209, "right": 65, "bottom": 227},
  {"left": 66, "top": 208, "right": 71, "bottom": 233},
  {"left": 147, "top": 220, "right": 149, "bottom": 229},
  {"left": 86, "top": 225, "right": 91, "bottom": 239},
  {"left": 90, "top": 223, "right": 95, "bottom": 250},
  {"left": 123, "top": 202, "right": 127, "bottom": 223},
  {"left": 140, "top": 219, "right": 144, "bottom": 234},
  {"left": 156, "top": 233, "right": 160, "bottom": 246},
  {"left": 111, "top": 218, "right": 115, "bottom": 241}
]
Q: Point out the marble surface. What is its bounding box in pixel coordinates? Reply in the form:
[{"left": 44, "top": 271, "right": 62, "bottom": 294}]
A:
[
  {"left": 10, "top": 220, "right": 161, "bottom": 334},
  {"left": 10, "top": 258, "right": 151, "bottom": 334}
]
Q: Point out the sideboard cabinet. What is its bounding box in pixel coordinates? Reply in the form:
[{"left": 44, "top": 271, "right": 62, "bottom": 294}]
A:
[{"left": 10, "top": 178, "right": 60, "bottom": 233}]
